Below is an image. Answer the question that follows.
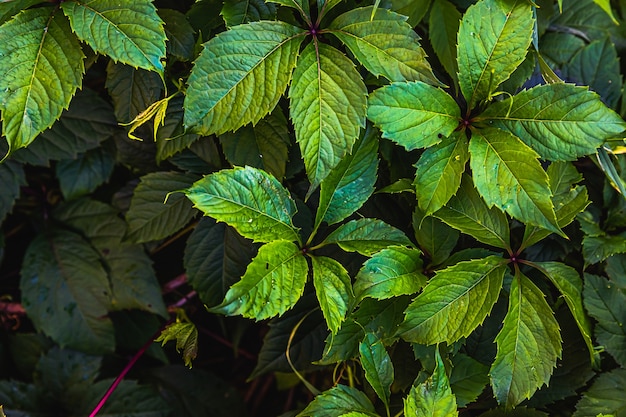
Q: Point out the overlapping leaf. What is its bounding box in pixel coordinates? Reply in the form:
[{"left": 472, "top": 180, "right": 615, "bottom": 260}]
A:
[
  {"left": 0, "top": 8, "right": 84, "bottom": 157},
  {"left": 290, "top": 42, "right": 367, "bottom": 191},
  {"left": 312, "top": 256, "right": 353, "bottom": 335},
  {"left": 449, "top": 354, "right": 489, "bottom": 407},
  {"left": 210, "top": 240, "right": 308, "bottom": 321},
  {"left": 185, "top": 21, "right": 305, "bottom": 136},
  {"left": 398, "top": 256, "right": 506, "bottom": 344},
  {"left": 490, "top": 273, "right": 562, "bottom": 409},
  {"left": 298, "top": 385, "right": 377, "bottom": 417},
  {"left": 480, "top": 84, "right": 626, "bottom": 161},
  {"left": 367, "top": 81, "right": 460, "bottom": 150},
  {"left": 62, "top": 0, "right": 166, "bottom": 73},
  {"left": 106, "top": 62, "right": 164, "bottom": 124},
  {"left": 185, "top": 166, "right": 300, "bottom": 243},
  {"left": 457, "top": 0, "right": 533, "bottom": 108},
  {"left": 321, "top": 218, "right": 412, "bottom": 256},
  {"left": 158, "top": 9, "right": 195, "bottom": 60},
  {"left": 329, "top": 6, "right": 438, "bottom": 84},
  {"left": 56, "top": 148, "right": 115, "bottom": 200},
  {"left": 359, "top": 332, "right": 394, "bottom": 409},
  {"left": 413, "top": 208, "right": 459, "bottom": 266},
  {"left": 428, "top": 0, "right": 460, "bottom": 87},
  {"left": 221, "top": 0, "right": 276, "bottom": 27},
  {"left": 574, "top": 369, "right": 626, "bottom": 417}
]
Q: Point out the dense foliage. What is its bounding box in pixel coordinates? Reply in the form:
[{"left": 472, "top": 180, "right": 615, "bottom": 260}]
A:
[{"left": 1, "top": 0, "right": 626, "bottom": 415}]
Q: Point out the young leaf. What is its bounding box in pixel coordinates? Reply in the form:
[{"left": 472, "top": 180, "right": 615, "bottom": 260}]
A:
[
  {"left": 320, "top": 218, "right": 412, "bottom": 256},
  {"left": 434, "top": 174, "right": 511, "bottom": 250},
  {"left": 413, "top": 208, "right": 460, "bottom": 266},
  {"left": 328, "top": 6, "right": 439, "bottom": 84},
  {"left": 490, "top": 272, "right": 562, "bottom": 409},
  {"left": 457, "top": 0, "right": 533, "bottom": 109},
  {"left": 534, "top": 262, "right": 598, "bottom": 367},
  {"left": 353, "top": 246, "right": 426, "bottom": 301},
  {"left": 428, "top": 0, "right": 460, "bottom": 88},
  {"left": 469, "top": 127, "right": 561, "bottom": 236},
  {"left": 298, "top": 385, "right": 377, "bottom": 417},
  {"left": 62, "top": 0, "right": 166, "bottom": 73},
  {"left": 414, "top": 132, "right": 469, "bottom": 216},
  {"left": 155, "top": 321, "right": 198, "bottom": 368},
  {"left": 404, "top": 348, "right": 458, "bottom": 416},
  {"left": 398, "top": 256, "right": 506, "bottom": 344},
  {"left": 0, "top": 8, "right": 84, "bottom": 157},
  {"left": 184, "top": 21, "right": 306, "bottom": 135},
  {"left": 20, "top": 230, "right": 115, "bottom": 354},
  {"left": 359, "top": 332, "right": 394, "bottom": 409},
  {"left": 367, "top": 81, "right": 460, "bottom": 150},
  {"left": 209, "top": 240, "right": 308, "bottom": 320},
  {"left": 185, "top": 166, "right": 301, "bottom": 244},
  {"left": 221, "top": 0, "right": 277, "bottom": 27},
  {"left": 583, "top": 273, "right": 626, "bottom": 367},
  {"left": 126, "top": 171, "right": 200, "bottom": 243},
  {"left": 311, "top": 255, "right": 353, "bottom": 335},
  {"left": 290, "top": 42, "right": 367, "bottom": 191},
  {"left": 479, "top": 84, "right": 626, "bottom": 161},
  {"left": 314, "top": 126, "right": 379, "bottom": 230},
  {"left": 574, "top": 369, "right": 626, "bottom": 417}
]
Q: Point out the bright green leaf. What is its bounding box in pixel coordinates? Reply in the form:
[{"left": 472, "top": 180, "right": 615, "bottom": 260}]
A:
[
  {"left": 298, "top": 385, "right": 377, "bottom": 417},
  {"left": 290, "top": 42, "right": 367, "bottom": 191},
  {"left": 398, "top": 256, "right": 506, "bottom": 344},
  {"left": 359, "top": 332, "right": 394, "bottom": 409},
  {"left": 367, "top": 81, "right": 460, "bottom": 150},
  {"left": 321, "top": 218, "right": 412, "bottom": 256},
  {"left": 62, "top": 0, "right": 166, "bottom": 73},
  {"left": 490, "top": 273, "right": 562, "bottom": 409},
  {"left": 185, "top": 21, "right": 305, "bottom": 135},
  {"left": 0, "top": 7, "right": 84, "bottom": 157},
  {"left": 354, "top": 246, "right": 426, "bottom": 301},
  {"left": 221, "top": 0, "right": 277, "bottom": 27},
  {"left": 329, "top": 6, "right": 439, "bottom": 84},
  {"left": 479, "top": 84, "right": 626, "bottom": 161},
  {"left": 155, "top": 321, "right": 198, "bottom": 368},
  {"left": 574, "top": 369, "right": 626, "bottom": 417},
  {"left": 186, "top": 166, "right": 300, "bottom": 243},
  {"left": 312, "top": 255, "right": 353, "bottom": 335},
  {"left": 457, "top": 0, "right": 533, "bottom": 108},
  {"left": 210, "top": 240, "right": 308, "bottom": 320},
  {"left": 428, "top": 0, "right": 460, "bottom": 88},
  {"left": 469, "top": 127, "right": 561, "bottom": 236}
]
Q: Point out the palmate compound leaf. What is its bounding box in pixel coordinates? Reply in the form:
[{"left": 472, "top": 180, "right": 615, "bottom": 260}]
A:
[
  {"left": 311, "top": 256, "right": 353, "bottom": 335},
  {"left": 184, "top": 21, "right": 306, "bottom": 136},
  {"left": 185, "top": 166, "right": 301, "bottom": 244},
  {"left": 479, "top": 83, "right": 626, "bottom": 161},
  {"left": 328, "top": 6, "right": 439, "bottom": 84},
  {"left": 490, "top": 272, "right": 562, "bottom": 409},
  {"left": 320, "top": 218, "right": 413, "bottom": 256},
  {"left": 414, "top": 131, "right": 469, "bottom": 216},
  {"left": 469, "top": 127, "right": 561, "bottom": 236},
  {"left": 61, "top": 0, "right": 166, "bottom": 74},
  {"left": 367, "top": 81, "right": 460, "bottom": 151},
  {"left": 0, "top": 7, "right": 84, "bottom": 157},
  {"left": 397, "top": 256, "right": 507, "bottom": 344},
  {"left": 290, "top": 42, "right": 367, "bottom": 192},
  {"left": 298, "top": 385, "right": 377, "bottom": 417},
  {"left": 209, "top": 240, "right": 308, "bottom": 321},
  {"left": 360, "top": 332, "right": 394, "bottom": 409},
  {"left": 457, "top": 0, "right": 533, "bottom": 109}
]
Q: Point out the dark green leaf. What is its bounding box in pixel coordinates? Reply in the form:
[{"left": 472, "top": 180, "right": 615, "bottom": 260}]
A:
[
  {"left": 155, "top": 321, "right": 198, "bottom": 368},
  {"left": 56, "top": 148, "right": 115, "bottom": 200},
  {"left": 0, "top": 0, "right": 42, "bottom": 25},
  {"left": 312, "top": 256, "right": 353, "bottom": 335},
  {"left": 551, "top": 0, "right": 614, "bottom": 40},
  {"left": 398, "top": 256, "right": 506, "bottom": 344},
  {"left": 582, "top": 233, "right": 626, "bottom": 265},
  {"left": 573, "top": 369, "right": 626, "bottom": 417},
  {"left": 0, "top": 160, "right": 25, "bottom": 222},
  {"left": 428, "top": 0, "right": 460, "bottom": 87},
  {"left": 449, "top": 354, "right": 489, "bottom": 407},
  {"left": 79, "top": 379, "right": 171, "bottom": 416},
  {"left": 606, "top": 253, "right": 626, "bottom": 289},
  {"left": 412, "top": 208, "right": 459, "bottom": 266},
  {"left": 377, "top": 178, "right": 414, "bottom": 194},
  {"left": 221, "top": 0, "right": 277, "bottom": 27},
  {"left": 385, "top": 0, "right": 431, "bottom": 26},
  {"left": 359, "top": 332, "right": 394, "bottom": 408},
  {"left": 155, "top": 94, "right": 200, "bottom": 163},
  {"left": 158, "top": 9, "right": 195, "bottom": 61},
  {"left": 298, "top": 385, "right": 377, "bottom": 417},
  {"left": 321, "top": 218, "right": 412, "bottom": 256},
  {"left": 185, "top": 166, "right": 300, "bottom": 243}
]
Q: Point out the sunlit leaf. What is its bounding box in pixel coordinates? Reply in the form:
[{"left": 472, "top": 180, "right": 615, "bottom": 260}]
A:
[
  {"left": 360, "top": 332, "right": 394, "bottom": 409},
  {"left": 298, "top": 385, "right": 377, "bottom": 417},
  {"left": 312, "top": 255, "right": 353, "bottom": 335},
  {"left": 155, "top": 320, "right": 198, "bottom": 368}
]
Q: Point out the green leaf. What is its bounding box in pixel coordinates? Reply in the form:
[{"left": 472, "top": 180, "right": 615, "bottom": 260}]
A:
[
  {"left": 268, "top": 0, "right": 310, "bottom": 20},
  {"left": 606, "top": 254, "right": 626, "bottom": 289},
  {"left": 490, "top": 272, "right": 562, "bottom": 409},
  {"left": 312, "top": 256, "right": 353, "bottom": 335},
  {"left": 413, "top": 208, "right": 459, "bottom": 266},
  {"left": 574, "top": 369, "right": 626, "bottom": 417},
  {"left": 385, "top": 0, "right": 431, "bottom": 26},
  {"left": 0, "top": 7, "right": 84, "bottom": 157},
  {"left": 185, "top": 166, "right": 301, "bottom": 243},
  {"left": 221, "top": 0, "right": 277, "bottom": 27},
  {"left": 126, "top": 171, "right": 199, "bottom": 243},
  {"left": 56, "top": 148, "right": 115, "bottom": 200},
  {"left": 353, "top": 246, "right": 426, "bottom": 301},
  {"left": 469, "top": 127, "right": 561, "bottom": 236},
  {"left": 582, "top": 233, "right": 626, "bottom": 265},
  {"left": 449, "top": 354, "right": 489, "bottom": 407},
  {"left": 434, "top": 174, "right": 511, "bottom": 249},
  {"left": 298, "top": 385, "right": 377, "bottom": 417},
  {"left": 479, "top": 84, "right": 626, "bottom": 161},
  {"left": 591, "top": 0, "right": 619, "bottom": 25},
  {"left": 20, "top": 230, "right": 115, "bottom": 354},
  {"left": 321, "top": 218, "right": 412, "bottom": 256},
  {"left": 328, "top": 6, "right": 439, "bottom": 84},
  {"left": 290, "top": 42, "right": 367, "bottom": 191},
  {"left": 535, "top": 262, "right": 598, "bottom": 368},
  {"left": 219, "top": 108, "right": 291, "bottom": 180},
  {"left": 0, "top": 160, "right": 26, "bottom": 222},
  {"left": 457, "top": 0, "right": 533, "bottom": 108},
  {"left": 414, "top": 132, "right": 469, "bottom": 216},
  {"left": 156, "top": 321, "right": 198, "bottom": 368},
  {"left": 79, "top": 379, "right": 171, "bottom": 416},
  {"left": 367, "top": 81, "right": 460, "bottom": 151},
  {"left": 315, "top": 126, "right": 379, "bottom": 230},
  {"left": 404, "top": 348, "right": 458, "bottom": 417},
  {"left": 398, "top": 256, "right": 506, "bottom": 344},
  {"left": 428, "top": 0, "right": 460, "bottom": 87},
  {"left": 377, "top": 178, "right": 414, "bottom": 194},
  {"left": 154, "top": 94, "right": 202, "bottom": 163},
  {"left": 0, "top": 0, "right": 42, "bottom": 25},
  {"left": 185, "top": 21, "right": 305, "bottom": 136},
  {"left": 62, "top": 0, "right": 166, "bottom": 73},
  {"left": 359, "top": 332, "right": 394, "bottom": 409},
  {"left": 158, "top": 9, "right": 195, "bottom": 61},
  {"left": 583, "top": 273, "right": 626, "bottom": 367},
  {"left": 210, "top": 240, "right": 308, "bottom": 320}
]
